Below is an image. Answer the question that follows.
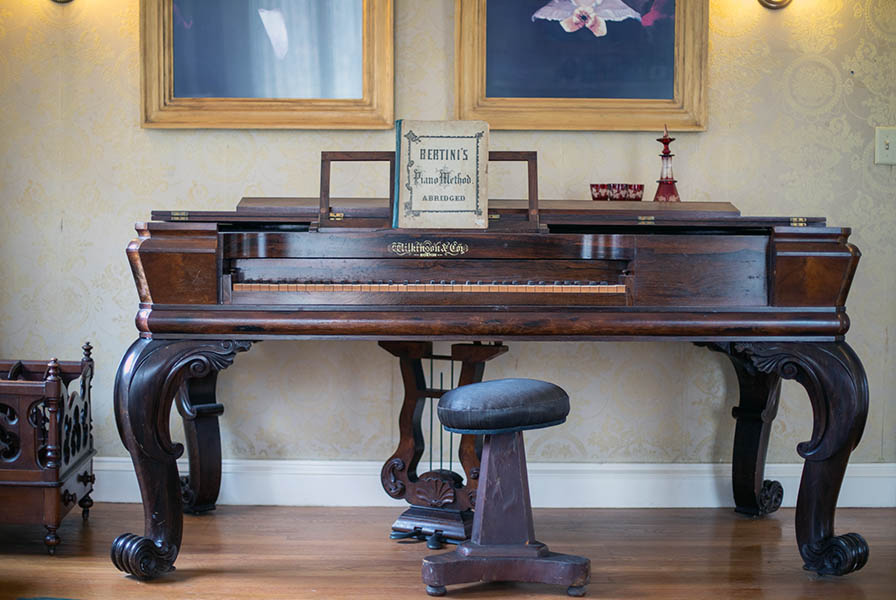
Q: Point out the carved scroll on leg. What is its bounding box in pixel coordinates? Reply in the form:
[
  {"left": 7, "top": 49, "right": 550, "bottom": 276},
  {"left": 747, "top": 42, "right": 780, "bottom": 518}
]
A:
[
  {"left": 378, "top": 341, "right": 431, "bottom": 501},
  {"left": 707, "top": 343, "right": 784, "bottom": 516},
  {"left": 110, "top": 338, "right": 250, "bottom": 579},
  {"left": 176, "top": 372, "right": 224, "bottom": 514},
  {"left": 734, "top": 342, "right": 869, "bottom": 575}
]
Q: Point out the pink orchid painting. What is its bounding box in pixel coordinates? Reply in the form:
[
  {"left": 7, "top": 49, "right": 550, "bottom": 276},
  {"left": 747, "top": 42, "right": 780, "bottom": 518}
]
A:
[{"left": 531, "top": 0, "right": 659, "bottom": 38}]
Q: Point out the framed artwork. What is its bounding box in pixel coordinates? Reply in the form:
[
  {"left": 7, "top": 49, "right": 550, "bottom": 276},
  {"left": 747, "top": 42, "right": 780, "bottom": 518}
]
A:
[
  {"left": 455, "top": 0, "right": 707, "bottom": 131},
  {"left": 140, "top": 0, "right": 393, "bottom": 129}
]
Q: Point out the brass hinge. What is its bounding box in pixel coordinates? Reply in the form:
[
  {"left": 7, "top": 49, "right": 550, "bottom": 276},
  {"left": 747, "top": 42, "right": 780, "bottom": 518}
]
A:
[
  {"left": 329, "top": 212, "right": 344, "bottom": 221},
  {"left": 790, "top": 217, "right": 807, "bottom": 227},
  {"left": 637, "top": 216, "right": 655, "bottom": 224},
  {"left": 170, "top": 211, "right": 189, "bottom": 221},
  {"left": 489, "top": 213, "right": 500, "bottom": 220}
]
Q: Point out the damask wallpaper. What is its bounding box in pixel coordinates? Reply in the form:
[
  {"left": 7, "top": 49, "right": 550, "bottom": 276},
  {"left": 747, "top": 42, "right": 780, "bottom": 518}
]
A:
[{"left": 0, "top": 0, "right": 893, "bottom": 465}]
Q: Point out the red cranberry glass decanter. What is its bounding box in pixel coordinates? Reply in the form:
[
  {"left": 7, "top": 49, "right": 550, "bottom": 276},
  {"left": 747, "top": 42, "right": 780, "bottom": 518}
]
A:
[{"left": 652, "top": 125, "right": 680, "bottom": 202}]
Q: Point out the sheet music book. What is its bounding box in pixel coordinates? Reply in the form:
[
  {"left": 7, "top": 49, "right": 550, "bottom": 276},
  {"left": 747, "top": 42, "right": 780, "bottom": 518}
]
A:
[{"left": 393, "top": 120, "right": 489, "bottom": 229}]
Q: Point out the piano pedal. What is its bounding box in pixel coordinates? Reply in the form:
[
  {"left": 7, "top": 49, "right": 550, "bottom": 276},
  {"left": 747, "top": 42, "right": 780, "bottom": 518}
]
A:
[
  {"left": 390, "top": 528, "right": 459, "bottom": 549},
  {"left": 390, "top": 529, "right": 423, "bottom": 542}
]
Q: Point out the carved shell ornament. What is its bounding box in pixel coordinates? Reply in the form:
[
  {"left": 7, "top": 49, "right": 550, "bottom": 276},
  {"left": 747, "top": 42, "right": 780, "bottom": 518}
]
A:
[{"left": 415, "top": 476, "right": 456, "bottom": 508}]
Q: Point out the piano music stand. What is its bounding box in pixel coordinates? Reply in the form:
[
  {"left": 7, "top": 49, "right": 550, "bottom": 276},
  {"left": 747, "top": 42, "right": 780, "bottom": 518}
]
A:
[{"left": 318, "top": 151, "right": 540, "bottom": 231}]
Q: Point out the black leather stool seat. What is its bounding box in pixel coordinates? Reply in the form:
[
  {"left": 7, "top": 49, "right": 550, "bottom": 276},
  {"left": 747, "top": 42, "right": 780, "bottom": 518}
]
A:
[{"left": 437, "top": 378, "right": 569, "bottom": 435}]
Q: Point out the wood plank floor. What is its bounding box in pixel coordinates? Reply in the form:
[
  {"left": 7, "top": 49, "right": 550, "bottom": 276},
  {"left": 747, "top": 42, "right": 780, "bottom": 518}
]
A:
[{"left": 0, "top": 504, "right": 893, "bottom": 599}]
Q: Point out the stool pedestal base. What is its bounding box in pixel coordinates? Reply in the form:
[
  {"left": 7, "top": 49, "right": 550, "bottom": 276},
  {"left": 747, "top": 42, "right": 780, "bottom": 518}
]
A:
[
  {"left": 423, "top": 549, "right": 590, "bottom": 596},
  {"left": 421, "top": 429, "right": 590, "bottom": 595}
]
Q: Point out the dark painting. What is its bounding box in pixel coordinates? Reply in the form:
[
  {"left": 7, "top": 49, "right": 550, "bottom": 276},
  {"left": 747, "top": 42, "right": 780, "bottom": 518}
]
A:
[
  {"left": 172, "top": 0, "right": 363, "bottom": 99},
  {"left": 486, "top": 0, "right": 675, "bottom": 100}
]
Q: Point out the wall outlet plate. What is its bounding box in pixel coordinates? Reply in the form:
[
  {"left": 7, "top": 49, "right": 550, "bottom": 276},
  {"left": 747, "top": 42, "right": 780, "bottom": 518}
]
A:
[{"left": 875, "top": 127, "right": 896, "bottom": 165}]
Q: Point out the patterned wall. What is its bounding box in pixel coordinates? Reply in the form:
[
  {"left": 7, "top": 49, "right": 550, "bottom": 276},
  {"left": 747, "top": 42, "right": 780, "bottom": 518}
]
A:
[{"left": 0, "top": 0, "right": 893, "bottom": 465}]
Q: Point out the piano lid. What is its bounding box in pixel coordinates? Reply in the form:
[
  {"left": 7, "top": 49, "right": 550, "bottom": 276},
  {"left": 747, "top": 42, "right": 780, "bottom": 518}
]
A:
[
  {"left": 151, "top": 198, "right": 826, "bottom": 228},
  {"left": 233, "top": 197, "right": 740, "bottom": 216}
]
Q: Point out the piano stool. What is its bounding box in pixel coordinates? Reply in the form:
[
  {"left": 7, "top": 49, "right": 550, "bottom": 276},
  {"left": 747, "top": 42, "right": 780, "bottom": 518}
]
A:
[
  {"left": 422, "top": 379, "right": 590, "bottom": 597},
  {"left": 0, "top": 344, "right": 96, "bottom": 554}
]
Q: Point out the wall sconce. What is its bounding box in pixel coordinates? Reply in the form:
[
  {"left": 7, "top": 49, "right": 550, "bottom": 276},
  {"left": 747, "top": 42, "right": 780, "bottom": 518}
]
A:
[
  {"left": 51, "top": 0, "right": 74, "bottom": 4},
  {"left": 758, "top": 0, "right": 792, "bottom": 7}
]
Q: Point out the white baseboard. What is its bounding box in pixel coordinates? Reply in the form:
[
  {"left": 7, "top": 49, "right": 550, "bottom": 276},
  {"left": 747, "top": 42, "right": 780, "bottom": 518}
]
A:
[{"left": 91, "top": 458, "right": 896, "bottom": 508}]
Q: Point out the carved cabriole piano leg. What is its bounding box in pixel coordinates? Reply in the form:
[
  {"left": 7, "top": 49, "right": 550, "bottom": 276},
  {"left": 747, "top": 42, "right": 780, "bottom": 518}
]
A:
[
  {"left": 706, "top": 344, "right": 784, "bottom": 516},
  {"left": 378, "top": 342, "right": 507, "bottom": 543},
  {"left": 111, "top": 338, "right": 250, "bottom": 579},
  {"left": 176, "top": 372, "right": 225, "bottom": 514},
  {"left": 731, "top": 342, "right": 869, "bottom": 576}
]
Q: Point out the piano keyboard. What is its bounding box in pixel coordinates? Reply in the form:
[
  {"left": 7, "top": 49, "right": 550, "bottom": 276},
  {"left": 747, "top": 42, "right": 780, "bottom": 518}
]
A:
[{"left": 233, "top": 282, "right": 627, "bottom": 294}]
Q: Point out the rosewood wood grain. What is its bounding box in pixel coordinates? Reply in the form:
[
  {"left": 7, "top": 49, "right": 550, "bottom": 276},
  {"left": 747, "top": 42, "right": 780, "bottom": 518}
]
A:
[
  {"left": 230, "top": 290, "right": 628, "bottom": 307},
  {"left": 770, "top": 229, "right": 861, "bottom": 307},
  {"left": 703, "top": 342, "right": 783, "bottom": 516},
  {"left": 632, "top": 235, "right": 768, "bottom": 307},
  {"left": 223, "top": 230, "right": 634, "bottom": 261},
  {"left": 141, "top": 307, "right": 849, "bottom": 339},
  {"left": 722, "top": 341, "right": 869, "bottom": 575},
  {"left": 235, "top": 197, "right": 743, "bottom": 215},
  {"left": 175, "top": 372, "right": 224, "bottom": 514},
  {"left": 155, "top": 201, "right": 824, "bottom": 229},
  {"left": 111, "top": 338, "right": 249, "bottom": 579},
  {"left": 134, "top": 223, "right": 219, "bottom": 305}
]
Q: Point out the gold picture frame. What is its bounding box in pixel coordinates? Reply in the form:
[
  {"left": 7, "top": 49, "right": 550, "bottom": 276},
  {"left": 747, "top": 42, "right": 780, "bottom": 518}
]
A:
[
  {"left": 140, "top": 0, "right": 394, "bottom": 129},
  {"left": 455, "top": 0, "right": 707, "bottom": 131}
]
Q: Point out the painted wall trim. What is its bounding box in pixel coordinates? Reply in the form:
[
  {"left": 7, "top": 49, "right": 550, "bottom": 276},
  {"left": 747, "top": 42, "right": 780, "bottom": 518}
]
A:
[{"left": 91, "top": 458, "right": 896, "bottom": 508}]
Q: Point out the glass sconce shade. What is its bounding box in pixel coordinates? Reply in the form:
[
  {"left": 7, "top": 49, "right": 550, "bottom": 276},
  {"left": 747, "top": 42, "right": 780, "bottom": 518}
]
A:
[{"left": 758, "top": 0, "right": 792, "bottom": 8}]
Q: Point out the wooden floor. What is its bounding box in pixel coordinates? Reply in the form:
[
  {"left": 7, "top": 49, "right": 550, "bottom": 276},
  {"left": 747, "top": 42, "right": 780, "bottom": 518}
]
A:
[{"left": 0, "top": 504, "right": 893, "bottom": 599}]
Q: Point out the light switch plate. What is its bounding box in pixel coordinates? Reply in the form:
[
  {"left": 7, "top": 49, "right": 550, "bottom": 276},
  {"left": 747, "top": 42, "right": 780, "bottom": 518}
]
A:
[{"left": 875, "top": 127, "right": 896, "bottom": 165}]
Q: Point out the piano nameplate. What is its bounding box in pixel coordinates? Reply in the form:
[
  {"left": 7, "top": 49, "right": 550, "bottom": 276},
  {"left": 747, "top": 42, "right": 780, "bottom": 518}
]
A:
[{"left": 388, "top": 240, "right": 470, "bottom": 258}]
